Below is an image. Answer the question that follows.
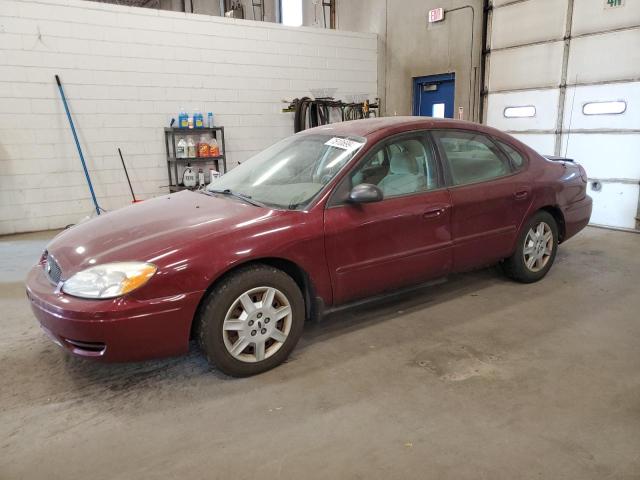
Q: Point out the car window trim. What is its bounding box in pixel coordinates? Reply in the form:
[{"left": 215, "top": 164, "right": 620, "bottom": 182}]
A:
[
  {"left": 492, "top": 138, "right": 528, "bottom": 172},
  {"left": 431, "top": 128, "right": 518, "bottom": 189},
  {"left": 326, "top": 129, "right": 445, "bottom": 208}
]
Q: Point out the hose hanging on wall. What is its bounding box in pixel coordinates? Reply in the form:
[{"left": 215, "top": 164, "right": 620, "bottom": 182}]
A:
[
  {"left": 293, "top": 97, "right": 311, "bottom": 133},
  {"left": 290, "top": 97, "right": 378, "bottom": 133}
]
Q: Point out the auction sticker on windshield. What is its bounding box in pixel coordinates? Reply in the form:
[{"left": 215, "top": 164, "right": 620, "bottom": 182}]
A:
[{"left": 325, "top": 137, "right": 363, "bottom": 150}]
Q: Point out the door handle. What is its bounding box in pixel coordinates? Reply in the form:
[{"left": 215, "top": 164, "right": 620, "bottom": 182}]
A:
[
  {"left": 514, "top": 190, "right": 529, "bottom": 200},
  {"left": 423, "top": 207, "right": 446, "bottom": 219}
]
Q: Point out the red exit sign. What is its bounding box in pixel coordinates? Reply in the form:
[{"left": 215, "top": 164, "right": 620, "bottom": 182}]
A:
[{"left": 428, "top": 7, "right": 444, "bottom": 23}]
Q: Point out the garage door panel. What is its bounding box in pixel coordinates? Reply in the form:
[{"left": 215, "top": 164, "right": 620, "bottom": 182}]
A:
[
  {"left": 572, "top": 2, "right": 640, "bottom": 36},
  {"left": 587, "top": 182, "right": 639, "bottom": 230},
  {"left": 560, "top": 134, "right": 640, "bottom": 180},
  {"left": 510, "top": 133, "right": 555, "bottom": 156},
  {"left": 562, "top": 82, "right": 640, "bottom": 131},
  {"left": 567, "top": 30, "right": 640, "bottom": 84},
  {"left": 487, "top": 90, "right": 559, "bottom": 131},
  {"left": 488, "top": 42, "right": 564, "bottom": 91},
  {"left": 491, "top": 0, "right": 567, "bottom": 49},
  {"left": 485, "top": 0, "right": 640, "bottom": 230}
]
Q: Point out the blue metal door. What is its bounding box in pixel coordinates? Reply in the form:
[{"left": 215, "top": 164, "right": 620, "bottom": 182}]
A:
[{"left": 413, "top": 73, "right": 455, "bottom": 118}]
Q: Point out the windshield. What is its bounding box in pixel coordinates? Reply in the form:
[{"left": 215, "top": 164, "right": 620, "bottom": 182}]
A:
[{"left": 207, "top": 133, "right": 365, "bottom": 209}]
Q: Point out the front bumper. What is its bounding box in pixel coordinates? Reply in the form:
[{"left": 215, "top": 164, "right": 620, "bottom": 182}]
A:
[{"left": 25, "top": 264, "right": 204, "bottom": 362}]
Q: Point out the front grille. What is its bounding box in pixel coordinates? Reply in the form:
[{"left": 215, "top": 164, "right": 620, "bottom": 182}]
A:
[{"left": 45, "top": 254, "right": 62, "bottom": 284}]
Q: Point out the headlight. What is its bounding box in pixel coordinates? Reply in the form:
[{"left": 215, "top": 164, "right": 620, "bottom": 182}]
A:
[{"left": 62, "top": 262, "right": 157, "bottom": 299}]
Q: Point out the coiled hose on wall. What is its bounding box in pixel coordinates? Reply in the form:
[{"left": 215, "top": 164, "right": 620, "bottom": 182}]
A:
[{"left": 291, "top": 98, "right": 378, "bottom": 133}]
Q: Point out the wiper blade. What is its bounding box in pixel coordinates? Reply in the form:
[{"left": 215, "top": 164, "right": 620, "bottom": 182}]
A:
[{"left": 208, "top": 189, "right": 264, "bottom": 207}]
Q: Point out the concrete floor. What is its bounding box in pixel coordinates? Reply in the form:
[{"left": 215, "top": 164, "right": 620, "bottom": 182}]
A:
[{"left": 1, "top": 227, "right": 639, "bottom": 479}]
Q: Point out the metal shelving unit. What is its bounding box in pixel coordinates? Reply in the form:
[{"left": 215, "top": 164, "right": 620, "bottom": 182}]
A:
[{"left": 164, "top": 127, "right": 227, "bottom": 192}]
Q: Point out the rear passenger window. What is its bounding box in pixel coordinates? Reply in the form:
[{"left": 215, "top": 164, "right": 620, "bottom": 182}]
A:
[
  {"left": 496, "top": 140, "right": 525, "bottom": 169},
  {"left": 433, "top": 131, "right": 511, "bottom": 186}
]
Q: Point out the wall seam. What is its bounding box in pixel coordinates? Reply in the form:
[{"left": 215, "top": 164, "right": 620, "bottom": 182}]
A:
[
  {"left": 485, "top": 77, "right": 640, "bottom": 94},
  {"left": 554, "top": 0, "right": 574, "bottom": 155},
  {"left": 486, "top": 23, "right": 640, "bottom": 54}
]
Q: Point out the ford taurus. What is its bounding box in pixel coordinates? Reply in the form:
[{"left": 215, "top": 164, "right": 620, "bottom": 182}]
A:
[{"left": 26, "top": 117, "right": 592, "bottom": 376}]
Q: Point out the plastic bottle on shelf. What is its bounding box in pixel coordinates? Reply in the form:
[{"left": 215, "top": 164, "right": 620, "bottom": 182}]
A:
[
  {"left": 178, "top": 108, "right": 188, "bottom": 128},
  {"left": 198, "top": 168, "right": 205, "bottom": 186},
  {"left": 182, "top": 164, "right": 196, "bottom": 188},
  {"left": 209, "top": 137, "right": 220, "bottom": 157},
  {"left": 209, "top": 168, "right": 220, "bottom": 183},
  {"left": 176, "top": 137, "right": 187, "bottom": 158},
  {"left": 193, "top": 110, "right": 204, "bottom": 129},
  {"left": 186, "top": 137, "right": 196, "bottom": 157},
  {"left": 197, "top": 135, "right": 210, "bottom": 158},
  {"left": 207, "top": 112, "right": 214, "bottom": 128}
]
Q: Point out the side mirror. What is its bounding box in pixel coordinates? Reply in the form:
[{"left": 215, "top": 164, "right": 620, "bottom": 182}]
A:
[{"left": 348, "top": 183, "right": 383, "bottom": 204}]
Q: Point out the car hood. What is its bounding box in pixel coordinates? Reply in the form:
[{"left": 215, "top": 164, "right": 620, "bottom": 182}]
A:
[{"left": 46, "top": 191, "right": 279, "bottom": 275}]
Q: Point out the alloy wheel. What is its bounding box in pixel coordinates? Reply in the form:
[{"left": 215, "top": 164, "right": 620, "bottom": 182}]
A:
[
  {"left": 222, "top": 286, "right": 293, "bottom": 363},
  {"left": 523, "top": 221, "right": 554, "bottom": 272}
]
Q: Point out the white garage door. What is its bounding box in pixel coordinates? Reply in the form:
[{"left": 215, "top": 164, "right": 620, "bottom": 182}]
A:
[{"left": 484, "top": 0, "right": 640, "bottom": 231}]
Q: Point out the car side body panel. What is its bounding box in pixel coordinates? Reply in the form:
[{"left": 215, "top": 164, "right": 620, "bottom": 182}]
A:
[
  {"left": 25, "top": 117, "right": 592, "bottom": 362},
  {"left": 324, "top": 189, "right": 453, "bottom": 304}
]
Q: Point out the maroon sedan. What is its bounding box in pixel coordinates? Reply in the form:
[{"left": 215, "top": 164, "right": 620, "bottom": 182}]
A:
[{"left": 26, "top": 117, "right": 592, "bottom": 376}]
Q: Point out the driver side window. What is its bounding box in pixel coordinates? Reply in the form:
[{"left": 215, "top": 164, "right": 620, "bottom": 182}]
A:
[{"left": 351, "top": 134, "right": 438, "bottom": 198}]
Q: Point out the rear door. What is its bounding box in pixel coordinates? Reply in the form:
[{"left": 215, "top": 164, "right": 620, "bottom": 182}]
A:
[
  {"left": 432, "top": 130, "right": 532, "bottom": 271},
  {"left": 324, "top": 131, "right": 453, "bottom": 305}
]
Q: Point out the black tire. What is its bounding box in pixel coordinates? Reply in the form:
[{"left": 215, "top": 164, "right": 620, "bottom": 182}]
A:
[
  {"left": 196, "top": 264, "right": 305, "bottom": 377},
  {"left": 502, "top": 210, "right": 559, "bottom": 283}
]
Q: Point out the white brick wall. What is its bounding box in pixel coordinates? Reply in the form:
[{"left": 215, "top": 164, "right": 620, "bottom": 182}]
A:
[{"left": 0, "top": 0, "right": 377, "bottom": 234}]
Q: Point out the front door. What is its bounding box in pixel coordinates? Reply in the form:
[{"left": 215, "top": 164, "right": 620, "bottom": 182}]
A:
[
  {"left": 324, "top": 132, "right": 453, "bottom": 305},
  {"left": 413, "top": 73, "right": 456, "bottom": 119}
]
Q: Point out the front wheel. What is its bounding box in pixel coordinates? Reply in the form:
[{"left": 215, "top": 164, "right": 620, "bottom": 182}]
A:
[
  {"left": 196, "top": 265, "right": 305, "bottom": 377},
  {"left": 503, "top": 211, "right": 558, "bottom": 283}
]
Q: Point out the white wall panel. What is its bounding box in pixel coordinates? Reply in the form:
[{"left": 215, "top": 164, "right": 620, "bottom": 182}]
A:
[
  {"left": 487, "top": 89, "right": 559, "bottom": 131},
  {"left": 562, "top": 82, "right": 640, "bottom": 131},
  {"left": 560, "top": 134, "right": 640, "bottom": 180},
  {"left": 488, "top": 42, "right": 564, "bottom": 91},
  {"left": 562, "top": 132, "right": 639, "bottom": 230},
  {"left": 486, "top": 0, "right": 640, "bottom": 230},
  {"left": 587, "top": 182, "right": 639, "bottom": 230},
  {"left": 491, "top": 0, "right": 567, "bottom": 49},
  {"left": 0, "top": 0, "right": 377, "bottom": 235},
  {"left": 567, "top": 29, "right": 640, "bottom": 84},
  {"left": 510, "top": 133, "right": 556, "bottom": 156},
  {"left": 572, "top": 1, "right": 640, "bottom": 36}
]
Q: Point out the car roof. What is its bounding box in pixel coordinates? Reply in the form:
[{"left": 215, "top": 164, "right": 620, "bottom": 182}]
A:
[
  {"left": 301, "top": 116, "right": 535, "bottom": 157},
  {"left": 306, "top": 116, "right": 484, "bottom": 138}
]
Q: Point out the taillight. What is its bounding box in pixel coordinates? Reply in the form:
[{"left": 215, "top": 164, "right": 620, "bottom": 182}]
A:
[{"left": 578, "top": 164, "right": 588, "bottom": 182}]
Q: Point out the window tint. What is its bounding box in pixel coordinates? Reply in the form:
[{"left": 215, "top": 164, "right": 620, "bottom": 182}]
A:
[
  {"left": 351, "top": 135, "right": 438, "bottom": 197},
  {"left": 496, "top": 140, "right": 525, "bottom": 169},
  {"left": 433, "top": 130, "right": 511, "bottom": 186}
]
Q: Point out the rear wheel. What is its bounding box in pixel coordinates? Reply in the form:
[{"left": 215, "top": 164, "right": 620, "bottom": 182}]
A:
[
  {"left": 197, "top": 265, "right": 305, "bottom": 377},
  {"left": 503, "top": 211, "right": 558, "bottom": 283}
]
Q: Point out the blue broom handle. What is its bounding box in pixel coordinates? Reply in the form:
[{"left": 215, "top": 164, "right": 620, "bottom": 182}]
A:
[{"left": 55, "top": 75, "right": 101, "bottom": 216}]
